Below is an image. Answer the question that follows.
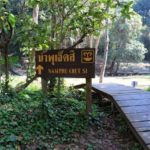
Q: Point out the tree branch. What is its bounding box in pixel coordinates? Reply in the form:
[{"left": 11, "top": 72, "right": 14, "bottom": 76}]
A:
[
  {"left": 67, "top": 33, "right": 87, "bottom": 49},
  {"left": 8, "top": 21, "right": 14, "bottom": 40},
  {"left": 15, "top": 75, "right": 37, "bottom": 92},
  {"left": 0, "top": 21, "right": 13, "bottom": 48},
  {"left": 63, "top": 0, "right": 88, "bottom": 20}
]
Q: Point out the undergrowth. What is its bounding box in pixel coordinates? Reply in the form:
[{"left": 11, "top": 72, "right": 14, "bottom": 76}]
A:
[
  {"left": 0, "top": 79, "right": 145, "bottom": 149},
  {"left": 0, "top": 86, "right": 100, "bottom": 149}
]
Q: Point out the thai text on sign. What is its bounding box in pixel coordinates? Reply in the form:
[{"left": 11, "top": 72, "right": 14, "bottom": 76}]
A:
[
  {"left": 35, "top": 48, "right": 95, "bottom": 78},
  {"left": 38, "top": 50, "right": 75, "bottom": 65}
]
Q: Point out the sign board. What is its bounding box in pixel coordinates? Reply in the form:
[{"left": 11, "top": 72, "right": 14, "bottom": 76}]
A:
[{"left": 35, "top": 48, "right": 95, "bottom": 78}]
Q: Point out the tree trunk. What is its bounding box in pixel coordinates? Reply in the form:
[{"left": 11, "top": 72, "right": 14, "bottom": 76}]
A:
[
  {"left": 89, "top": 35, "right": 93, "bottom": 48},
  {"left": 99, "top": 19, "right": 109, "bottom": 83},
  {"left": 46, "top": 10, "right": 57, "bottom": 94},
  {"left": 95, "top": 35, "right": 101, "bottom": 55},
  {"left": 4, "top": 44, "right": 9, "bottom": 90},
  {"left": 114, "top": 61, "right": 120, "bottom": 75},
  {"left": 32, "top": 4, "right": 48, "bottom": 94},
  {"left": 33, "top": 4, "right": 39, "bottom": 24},
  {"left": 109, "top": 57, "right": 116, "bottom": 75},
  {"left": 42, "top": 78, "right": 48, "bottom": 94}
]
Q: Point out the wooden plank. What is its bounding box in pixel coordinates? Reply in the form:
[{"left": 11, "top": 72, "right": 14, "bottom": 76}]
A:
[
  {"left": 132, "top": 121, "right": 150, "bottom": 128},
  {"left": 92, "top": 83, "right": 134, "bottom": 87},
  {"left": 100, "top": 88, "right": 141, "bottom": 92},
  {"left": 117, "top": 99, "right": 150, "bottom": 107},
  {"left": 92, "top": 83, "right": 150, "bottom": 149},
  {"left": 92, "top": 89, "right": 148, "bottom": 98},
  {"left": 126, "top": 113, "right": 150, "bottom": 122},
  {"left": 111, "top": 91, "right": 149, "bottom": 96},
  {"left": 93, "top": 86, "right": 135, "bottom": 90},
  {"left": 99, "top": 87, "right": 142, "bottom": 92},
  {"left": 105, "top": 90, "right": 144, "bottom": 95},
  {"left": 115, "top": 96, "right": 150, "bottom": 101},
  {"left": 92, "top": 83, "right": 124, "bottom": 88},
  {"left": 139, "top": 131, "right": 150, "bottom": 145},
  {"left": 92, "top": 85, "right": 137, "bottom": 91},
  {"left": 122, "top": 105, "right": 150, "bottom": 114},
  {"left": 92, "top": 84, "right": 150, "bottom": 98},
  {"left": 136, "top": 127, "right": 150, "bottom": 132},
  {"left": 114, "top": 94, "right": 150, "bottom": 101},
  {"left": 92, "top": 88, "right": 113, "bottom": 99},
  {"left": 73, "top": 83, "right": 85, "bottom": 89}
]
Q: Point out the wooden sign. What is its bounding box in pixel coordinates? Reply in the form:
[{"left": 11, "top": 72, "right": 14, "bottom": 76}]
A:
[{"left": 35, "top": 48, "right": 95, "bottom": 78}]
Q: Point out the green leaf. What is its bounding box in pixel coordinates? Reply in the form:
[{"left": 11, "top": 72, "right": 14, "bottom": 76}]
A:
[
  {"left": 8, "top": 13, "right": 16, "bottom": 28},
  {"left": 7, "top": 134, "right": 17, "bottom": 142},
  {"left": 2, "top": 0, "right": 8, "bottom": 3}
]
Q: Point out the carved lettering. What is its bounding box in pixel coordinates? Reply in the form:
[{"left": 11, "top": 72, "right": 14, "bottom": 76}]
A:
[
  {"left": 58, "top": 51, "right": 63, "bottom": 62},
  {"left": 44, "top": 55, "right": 48, "bottom": 62},
  {"left": 69, "top": 50, "right": 75, "bottom": 62},
  {"left": 48, "top": 55, "right": 55, "bottom": 65},
  {"left": 38, "top": 55, "right": 43, "bottom": 62}
]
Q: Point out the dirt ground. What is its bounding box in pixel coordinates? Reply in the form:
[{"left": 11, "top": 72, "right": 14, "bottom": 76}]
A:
[{"left": 55, "top": 108, "right": 142, "bottom": 150}]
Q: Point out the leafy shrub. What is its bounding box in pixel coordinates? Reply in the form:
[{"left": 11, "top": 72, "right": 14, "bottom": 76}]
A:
[
  {"left": 43, "top": 97, "right": 88, "bottom": 143},
  {"left": 0, "top": 87, "right": 99, "bottom": 148}
]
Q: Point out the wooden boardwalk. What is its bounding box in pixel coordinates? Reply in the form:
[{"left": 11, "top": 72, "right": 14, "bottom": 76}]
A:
[{"left": 92, "top": 83, "right": 150, "bottom": 150}]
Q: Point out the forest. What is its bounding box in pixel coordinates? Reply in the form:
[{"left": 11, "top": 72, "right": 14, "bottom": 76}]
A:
[{"left": 0, "top": 0, "right": 150, "bottom": 149}]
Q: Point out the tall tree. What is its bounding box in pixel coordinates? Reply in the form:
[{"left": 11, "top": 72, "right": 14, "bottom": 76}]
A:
[
  {"left": 7, "top": 0, "right": 133, "bottom": 92},
  {"left": 134, "top": 0, "right": 150, "bottom": 61},
  {"left": 141, "top": 27, "right": 150, "bottom": 60},
  {"left": 99, "top": 13, "right": 147, "bottom": 75},
  {"left": 99, "top": 6, "right": 109, "bottom": 83},
  {"left": 0, "top": 1, "right": 15, "bottom": 90}
]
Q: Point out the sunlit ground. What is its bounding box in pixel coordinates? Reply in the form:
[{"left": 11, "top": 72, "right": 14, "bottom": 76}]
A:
[
  {"left": 65, "top": 75, "right": 150, "bottom": 90},
  {"left": 4, "top": 75, "right": 150, "bottom": 90}
]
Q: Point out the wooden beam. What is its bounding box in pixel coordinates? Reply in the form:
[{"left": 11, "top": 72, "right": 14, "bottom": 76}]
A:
[{"left": 86, "top": 78, "right": 92, "bottom": 114}]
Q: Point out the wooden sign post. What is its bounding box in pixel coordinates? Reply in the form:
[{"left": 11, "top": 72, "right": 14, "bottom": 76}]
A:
[
  {"left": 35, "top": 48, "right": 95, "bottom": 114},
  {"left": 86, "top": 78, "right": 92, "bottom": 113}
]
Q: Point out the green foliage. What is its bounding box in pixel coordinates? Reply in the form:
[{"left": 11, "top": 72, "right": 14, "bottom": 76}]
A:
[
  {"left": 129, "top": 143, "right": 143, "bottom": 150},
  {"left": 124, "top": 40, "right": 147, "bottom": 62},
  {"left": 141, "top": 26, "right": 150, "bottom": 61},
  {"left": 147, "top": 86, "right": 150, "bottom": 91},
  {"left": 0, "top": 0, "right": 16, "bottom": 91},
  {"left": 134, "top": 0, "right": 150, "bottom": 61},
  {"left": 3, "top": 0, "right": 134, "bottom": 90},
  {"left": 118, "top": 118, "right": 128, "bottom": 134},
  {"left": 134, "top": 0, "right": 150, "bottom": 26},
  {"left": 0, "top": 86, "right": 100, "bottom": 148},
  {"left": 58, "top": 86, "right": 86, "bottom": 101},
  {"left": 87, "top": 144, "right": 95, "bottom": 150},
  {"left": 115, "top": 114, "right": 142, "bottom": 150},
  {"left": 109, "top": 13, "right": 146, "bottom": 61},
  {"left": 0, "top": 56, "right": 19, "bottom": 64},
  {"left": 12, "top": 0, "right": 134, "bottom": 52},
  {"left": 43, "top": 97, "right": 87, "bottom": 142},
  {"left": 0, "top": 1, "right": 16, "bottom": 33},
  {"left": 115, "top": 114, "right": 128, "bottom": 134},
  {"left": 99, "top": 12, "right": 147, "bottom": 74},
  {"left": 8, "top": 14, "right": 15, "bottom": 27}
]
